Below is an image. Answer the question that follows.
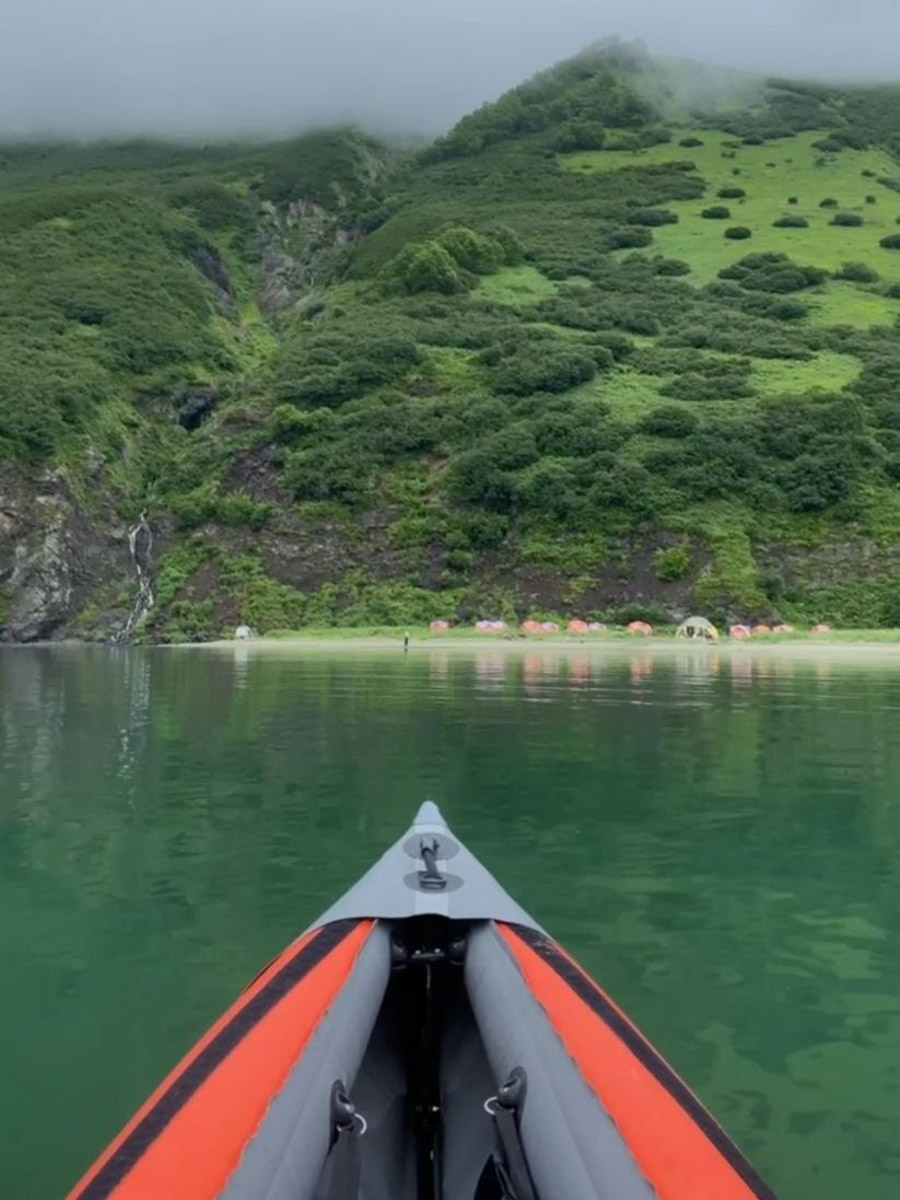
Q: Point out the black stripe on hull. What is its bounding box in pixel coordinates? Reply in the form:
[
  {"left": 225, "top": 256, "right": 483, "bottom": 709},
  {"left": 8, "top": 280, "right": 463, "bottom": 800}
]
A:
[
  {"left": 74, "top": 919, "right": 361, "bottom": 1200},
  {"left": 506, "top": 923, "right": 780, "bottom": 1200}
]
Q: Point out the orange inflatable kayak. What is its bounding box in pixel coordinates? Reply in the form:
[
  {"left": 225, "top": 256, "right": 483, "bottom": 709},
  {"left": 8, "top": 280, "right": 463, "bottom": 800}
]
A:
[{"left": 66, "top": 803, "right": 778, "bottom": 1200}]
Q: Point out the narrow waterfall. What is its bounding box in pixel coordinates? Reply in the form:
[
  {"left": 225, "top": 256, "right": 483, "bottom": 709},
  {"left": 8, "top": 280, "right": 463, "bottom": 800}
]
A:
[{"left": 119, "top": 512, "right": 154, "bottom": 641}]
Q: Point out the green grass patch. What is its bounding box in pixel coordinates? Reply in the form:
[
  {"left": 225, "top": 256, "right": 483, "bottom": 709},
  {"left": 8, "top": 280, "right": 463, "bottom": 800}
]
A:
[
  {"left": 582, "top": 365, "right": 664, "bottom": 419},
  {"left": 474, "top": 265, "right": 560, "bottom": 304},
  {"left": 561, "top": 131, "right": 900, "bottom": 286},
  {"left": 806, "top": 282, "right": 900, "bottom": 327},
  {"left": 752, "top": 351, "right": 860, "bottom": 394}
]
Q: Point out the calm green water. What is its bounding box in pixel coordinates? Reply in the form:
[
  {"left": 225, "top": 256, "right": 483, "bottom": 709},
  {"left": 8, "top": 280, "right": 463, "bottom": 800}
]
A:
[{"left": 1, "top": 645, "right": 899, "bottom": 1199}]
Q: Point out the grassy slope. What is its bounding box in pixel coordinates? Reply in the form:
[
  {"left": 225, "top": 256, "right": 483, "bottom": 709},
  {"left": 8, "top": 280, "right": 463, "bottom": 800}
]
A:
[{"left": 563, "top": 129, "right": 900, "bottom": 301}]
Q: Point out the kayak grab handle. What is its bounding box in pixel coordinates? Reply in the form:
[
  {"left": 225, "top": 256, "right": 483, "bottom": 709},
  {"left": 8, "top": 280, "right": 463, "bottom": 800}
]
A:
[{"left": 418, "top": 837, "right": 448, "bottom": 890}]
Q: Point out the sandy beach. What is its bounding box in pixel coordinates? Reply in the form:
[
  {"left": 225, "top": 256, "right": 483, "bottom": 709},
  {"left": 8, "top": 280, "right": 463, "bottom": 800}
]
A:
[{"left": 199, "top": 632, "right": 900, "bottom": 663}]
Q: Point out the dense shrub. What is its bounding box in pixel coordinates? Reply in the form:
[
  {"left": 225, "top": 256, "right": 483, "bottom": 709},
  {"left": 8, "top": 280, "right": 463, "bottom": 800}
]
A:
[
  {"left": 660, "top": 365, "right": 755, "bottom": 402},
  {"left": 819, "top": 197, "right": 839, "bottom": 208},
  {"left": 655, "top": 540, "right": 692, "bottom": 581},
  {"left": 866, "top": 195, "right": 877, "bottom": 204},
  {"left": 654, "top": 257, "right": 691, "bottom": 276},
  {"left": 486, "top": 344, "right": 599, "bottom": 395},
  {"left": 788, "top": 196, "right": 799, "bottom": 204},
  {"left": 555, "top": 120, "right": 606, "bottom": 152},
  {"left": 773, "top": 215, "right": 809, "bottom": 228},
  {"left": 718, "top": 187, "right": 747, "bottom": 199},
  {"left": 628, "top": 208, "right": 678, "bottom": 226},
  {"left": 702, "top": 206, "right": 731, "bottom": 220},
  {"left": 880, "top": 235, "right": 900, "bottom": 250},
  {"left": 388, "top": 241, "right": 465, "bottom": 294},
  {"left": 830, "top": 212, "right": 864, "bottom": 227},
  {"left": 605, "top": 226, "right": 654, "bottom": 250},
  {"left": 679, "top": 137, "right": 704, "bottom": 147},
  {"left": 274, "top": 330, "right": 423, "bottom": 408},
  {"left": 639, "top": 406, "right": 698, "bottom": 437},
  {"left": 725, "top": 227, "right": 753, "bottom": 240},
  {"left": 834, "top": 261, "right": 880, "bottom": 283},
  {"left": 720, "top": 253, "right": 827, "bottom": 292},
  {"left": 436, "top": 226, "right": 506, "bottom": 274}
]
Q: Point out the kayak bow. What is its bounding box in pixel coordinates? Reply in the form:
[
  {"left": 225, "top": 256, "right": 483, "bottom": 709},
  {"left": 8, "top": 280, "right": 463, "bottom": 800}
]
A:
[{"left": 66, "top": 803, "right": 778, "bottom": 1200}]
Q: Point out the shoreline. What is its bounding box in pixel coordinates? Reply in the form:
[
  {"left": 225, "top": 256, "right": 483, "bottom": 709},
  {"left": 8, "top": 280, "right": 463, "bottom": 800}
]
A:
[{"left": 193, "top": 632, "right": 900, "bottom": 661}]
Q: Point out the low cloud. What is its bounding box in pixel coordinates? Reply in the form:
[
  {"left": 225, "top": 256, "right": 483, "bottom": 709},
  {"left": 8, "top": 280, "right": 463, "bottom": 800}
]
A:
[{"left": 1, "top": 0, "right": 899, "bottom": 139}]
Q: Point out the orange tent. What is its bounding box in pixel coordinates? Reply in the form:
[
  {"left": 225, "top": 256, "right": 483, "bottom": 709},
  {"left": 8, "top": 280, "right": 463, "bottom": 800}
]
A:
[
  {"left": 751, "top": 625, "right": 772, "bottom": 636},
  {"left": 627, "top": 621, "right": 654, "bottom": 636},
  {"left": 568, "top": 619, "right": 589, "bottom": 634},
  {"left": 730, "top": 624, "right": 751, "bottom": 640},
  {"left": 812, "top": 624, "right": 832, "bottom": 636},
  {"left": 521, "top": 620, "right": 543, "bottom": 634},
  {"left": 773, "top": 623, "right": 794, "bottom": 634}
]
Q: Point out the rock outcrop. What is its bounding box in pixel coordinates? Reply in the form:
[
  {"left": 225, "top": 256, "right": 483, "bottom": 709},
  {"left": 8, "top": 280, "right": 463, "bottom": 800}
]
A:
[{"left": 0, "top": 466, "right": 132, "bottom": 642}]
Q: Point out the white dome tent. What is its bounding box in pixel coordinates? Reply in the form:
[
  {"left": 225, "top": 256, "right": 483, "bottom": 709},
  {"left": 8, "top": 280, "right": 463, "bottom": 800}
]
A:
[{"left": 675, "top": 616, "right": 719, "bottom": 642}]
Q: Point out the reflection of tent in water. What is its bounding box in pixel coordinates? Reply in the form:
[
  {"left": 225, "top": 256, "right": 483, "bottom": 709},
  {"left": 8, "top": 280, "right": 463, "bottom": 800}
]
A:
[{"left": 676, "top": 616, "right": 719, "bottom": 642}]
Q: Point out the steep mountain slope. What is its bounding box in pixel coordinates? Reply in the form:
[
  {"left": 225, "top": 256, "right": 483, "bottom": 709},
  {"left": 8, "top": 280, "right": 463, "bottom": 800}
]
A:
[{"left": 4, "top": 47, "right": 900, "bottom": 640}]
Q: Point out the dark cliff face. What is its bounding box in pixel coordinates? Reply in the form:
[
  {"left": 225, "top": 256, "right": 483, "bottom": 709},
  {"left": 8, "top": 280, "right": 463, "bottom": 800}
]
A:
[{"left": 0, "top": 466, "right": 132, "bottom": 642}]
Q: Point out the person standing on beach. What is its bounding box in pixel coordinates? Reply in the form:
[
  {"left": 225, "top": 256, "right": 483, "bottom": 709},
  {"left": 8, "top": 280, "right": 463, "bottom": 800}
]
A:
[{"left": 404, "top": 632, "right": 409, "bottom": 653}]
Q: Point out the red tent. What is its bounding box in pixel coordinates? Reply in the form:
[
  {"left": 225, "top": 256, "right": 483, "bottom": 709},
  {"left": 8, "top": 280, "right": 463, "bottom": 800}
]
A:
[
  {"left": 521, "top": 620, "right": 543, "bottom": 634},
  {"left": 568, "top": 619, "right": 589, "bottom": 634},
  {"left": 730, "top": 624, "right": 751, "bottom": 640},
  {"left": 627, "top": 621, "right": 654, "bottom": 636}
]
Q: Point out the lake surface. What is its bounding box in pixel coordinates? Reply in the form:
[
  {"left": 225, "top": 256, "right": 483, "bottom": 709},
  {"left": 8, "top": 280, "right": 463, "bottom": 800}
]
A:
[{"left": 1, "top": 643, "right": 899, "bottom": 1199}]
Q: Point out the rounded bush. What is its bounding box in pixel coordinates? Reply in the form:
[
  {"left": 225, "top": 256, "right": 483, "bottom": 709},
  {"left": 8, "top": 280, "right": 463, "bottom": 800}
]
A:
[
  {"left": 718, "top": 187, "right": 746, "bottom": 199},
  {"left": 654, "top": 258, "right": 691, "bottom": 277},
  {"left": 862, "top": 168, "right": 876, "bottom": 178},
  {"left": 819, "top": 198, "right": 839, "bottom": 208},
  {"left": 702, "top": 205, "right": 731, "bottom": 220},
  {"left": 886, "top": 283, "right": 900, "bottom": 298},
  {"left": 768, "top": 299, "right": 808, "bottom": 320},
  {"left": 679, "top": 136, "right": 704, "bottom": 147},
  {"left": 629, "top": 208, "right": 679, "bottom": 227},
  {"left": 773, "top": 215, "right": 809, "bottom": 228},
  {"left": 834, "top": 261, "right": 879, "bottom": 283},
  {"left": 640, "top": 406, "right": 698, "bottom": 438},
  {"left": 866, "top": 195, "right": 877, "bottom": 204},
  {"left": 606, "top": 226, "right": 653, "bottom": 250},
  {"left": 880, "top": 235, "right": 900, "bottom": 250},
  {"left": 725, "top": 226, "right": 753, "bottom": 241},
  {"left": 830, "top": 212, "right": 863, "bottom": 227},
  {"left": 788, "top": 196, "right": 799, "bottom": 205}
]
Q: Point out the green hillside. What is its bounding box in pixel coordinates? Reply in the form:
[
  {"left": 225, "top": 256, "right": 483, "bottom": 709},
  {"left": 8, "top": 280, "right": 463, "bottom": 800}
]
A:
[{"left": 4, "top": 48, "right": 900, "bottom": 640}]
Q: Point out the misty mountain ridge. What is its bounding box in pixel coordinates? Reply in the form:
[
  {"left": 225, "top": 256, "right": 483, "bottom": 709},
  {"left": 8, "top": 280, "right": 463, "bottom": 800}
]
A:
[{"left": 3, "top": 43, "right": 900, "bottom": 641}]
